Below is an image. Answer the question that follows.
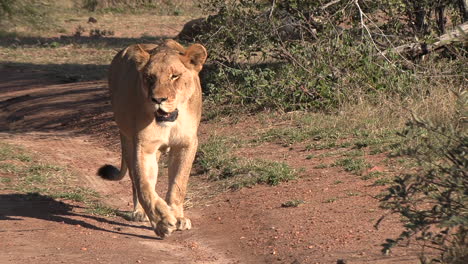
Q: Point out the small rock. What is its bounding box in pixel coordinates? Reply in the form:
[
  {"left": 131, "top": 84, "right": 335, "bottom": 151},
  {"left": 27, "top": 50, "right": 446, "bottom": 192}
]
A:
[
  {"left": 88, "top": 17, "right": 98, "bottom": 23},
  {"left": 81, "top": 247, "right": 87, "bottom": 251}
]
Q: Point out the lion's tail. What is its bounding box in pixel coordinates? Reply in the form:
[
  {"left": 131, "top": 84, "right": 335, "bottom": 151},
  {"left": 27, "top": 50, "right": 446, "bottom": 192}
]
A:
[{"left": 97, "top": 156, "right": 127, "bottom": 181}]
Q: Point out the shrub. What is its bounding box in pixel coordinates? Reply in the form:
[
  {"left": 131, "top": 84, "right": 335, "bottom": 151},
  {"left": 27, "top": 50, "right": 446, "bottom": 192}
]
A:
[
  {"left": 195, "top": 0, "right": 466, "bottom": 113},
  {"left": 379, "top": 91, "right": 467, "bottom": 263}
]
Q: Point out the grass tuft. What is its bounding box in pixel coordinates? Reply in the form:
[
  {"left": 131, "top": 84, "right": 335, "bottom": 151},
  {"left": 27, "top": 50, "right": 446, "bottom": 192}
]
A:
[
  {"left": 86, "top": 202, "right": 119, "bottom": 217},
  {"left": 333, "top": 158, "right": 371, "bottom": 175},
  {"left": 281, "top": 199, "right": 305, "bottom": 208},
  {"left": 196, "top": 136, "right": 297, "bottom": 189}
]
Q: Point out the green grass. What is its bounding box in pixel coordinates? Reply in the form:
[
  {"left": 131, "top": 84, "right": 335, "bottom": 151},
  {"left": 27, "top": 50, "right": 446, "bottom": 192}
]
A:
[
  {"left": 0, "top": 163, "right": 21, "bottom": 173},
  {"left": 196, "top": 136, "right": 297, "bottom": 189},
  {"left": 0, "top": 141, "right": 116, "bottom": 216},
  {"left": 0, "top": 177, "right": 12, "bottom": 183},
  {"left": 255, "top": 120, "right": 342, "bottom": 146},
  {"left": 245, "top": 113, "right": 406, "bottom": 179},
  {"left": 314, "top": 164, "right": 328, "bottom": 169},
  {"left": 196, "top": 136, "right": 238, "bottom": 179},
  {"left": 333, "top": 157, "right": 371, "bottom": 175},
  {"left": 281, "top": 199, "right": 305, "bottom": 208},
  {"left": 373, "top": 177, "right": 394, "bottom": 186},
  {"left": 229, "top": 159, "right": 297, "bottom": 189},
  {"left": 346, "top": 191, "right": 361, "bottom": 197},
  {"left": 52, "top": 187, "right": 100, "bottom": 203},
  {"left": 86, "top": 202, "right": 119, "bottom": 217},
  {"left": 0, "top": 143, "right": 32, "bottom": 162},
  {"left": 361, "top": 171, "right": 385, "bottom": 180},
  {"left": 324, "top": 197, "right": 338, "bottom": 203},
  {"left": 343, "top": 149, "right": 365, "bottom": 157}
]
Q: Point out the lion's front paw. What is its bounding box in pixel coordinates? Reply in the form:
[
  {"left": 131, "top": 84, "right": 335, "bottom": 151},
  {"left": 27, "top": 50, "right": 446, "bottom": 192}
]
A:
[
  {"left": 176, "top": 217, "right": 192, "bottom": 231},
  {"left": 131, "top": 209, "right": 149, "bottom": 222},
  {"left": 154, "top": 218, "right": 177, "bottom": 238}
]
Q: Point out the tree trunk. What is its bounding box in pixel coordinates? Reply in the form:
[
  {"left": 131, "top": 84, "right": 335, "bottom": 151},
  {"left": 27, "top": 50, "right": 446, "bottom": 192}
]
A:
[
  {"left": 413, "top": 2, "right": 428, "bottom": 35},
  {"left": 460, "top": 0, "right": 468, "bottom": 22},
  {"left": 436, "top": 6, "right": 446, "bottom": 34}
]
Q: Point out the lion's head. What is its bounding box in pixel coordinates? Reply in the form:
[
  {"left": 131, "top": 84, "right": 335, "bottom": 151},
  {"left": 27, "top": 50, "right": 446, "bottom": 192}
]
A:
[{"left": 133, "top": 40, "right": 207, "bottom": 122}]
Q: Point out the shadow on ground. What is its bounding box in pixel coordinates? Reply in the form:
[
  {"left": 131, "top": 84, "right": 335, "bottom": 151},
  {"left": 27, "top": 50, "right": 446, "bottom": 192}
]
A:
[
  {"left": 2, "top": 62, "right": 110, "bottom": 83},
  {"left": 0, "top": 67, "right": 117, "bottom": 144},
  {"left": 0, "top": 192, "right": 155, "bottom": 239},
  {"left": 0, "top": 34, "right": 171, "bottom": 49}
]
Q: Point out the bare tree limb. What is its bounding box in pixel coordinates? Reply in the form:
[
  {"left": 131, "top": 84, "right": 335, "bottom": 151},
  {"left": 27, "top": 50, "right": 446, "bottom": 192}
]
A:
[
  {"left": 355, "top": 0, "right": 395, "bottom": 66},
  {"left": 321, "top": 0, "right": 341, "bottom": 10},
  {"left": 383, "top": 22, "right": 468, "bottom": 58}
]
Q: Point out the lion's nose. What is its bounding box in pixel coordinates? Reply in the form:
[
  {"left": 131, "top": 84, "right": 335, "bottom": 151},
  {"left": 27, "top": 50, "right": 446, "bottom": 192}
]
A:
[{"left": 151, "top": 97, "right": 167, "bottom": 104}]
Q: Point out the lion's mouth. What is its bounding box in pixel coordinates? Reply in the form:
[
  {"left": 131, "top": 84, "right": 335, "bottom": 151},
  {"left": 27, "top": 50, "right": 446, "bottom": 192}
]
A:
[{"left": 155, "top": 108, "right": 178, "bottom": 122}]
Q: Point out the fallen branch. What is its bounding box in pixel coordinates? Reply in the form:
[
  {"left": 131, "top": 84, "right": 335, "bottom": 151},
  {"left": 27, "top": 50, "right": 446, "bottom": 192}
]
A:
[
  {"left": 383, "top": 22, "right": 468, "bottom": 58},
  {"left": 321, "top": 0, "right": 341, "bottom": 10}
]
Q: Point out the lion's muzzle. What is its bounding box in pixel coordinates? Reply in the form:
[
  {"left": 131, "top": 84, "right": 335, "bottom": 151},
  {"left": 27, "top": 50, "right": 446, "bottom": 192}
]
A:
[{"left": 155, "top": 108, "right": 179, "bottom": 122}]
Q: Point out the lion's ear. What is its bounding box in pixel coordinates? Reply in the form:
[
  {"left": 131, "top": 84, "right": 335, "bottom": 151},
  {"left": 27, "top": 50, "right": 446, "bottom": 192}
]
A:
[
  {"left": 164, "top": 39, "right": 186, "bottom": 53},
  {"left": 183, "top": 44, "right": 207, "bottom": 72},
  {"left": 132, "top": 44, "right": 150, "bottom": 70}
]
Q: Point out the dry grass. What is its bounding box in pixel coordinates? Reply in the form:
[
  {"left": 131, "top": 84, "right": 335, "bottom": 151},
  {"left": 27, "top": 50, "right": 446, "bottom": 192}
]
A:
[{"left": 0, "top": 45, "right": 116, "bottom": 66}]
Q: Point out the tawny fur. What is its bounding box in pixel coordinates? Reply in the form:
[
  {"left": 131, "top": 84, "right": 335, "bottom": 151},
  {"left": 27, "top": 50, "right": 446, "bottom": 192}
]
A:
[{"left": 98, "top": 40, "right": 207, "bottom": 238}]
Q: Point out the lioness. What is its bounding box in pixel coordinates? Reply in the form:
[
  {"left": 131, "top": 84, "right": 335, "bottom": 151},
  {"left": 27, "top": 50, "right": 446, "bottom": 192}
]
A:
[{"left": 97, "top": 40, "right": 207, "bottom": 238}]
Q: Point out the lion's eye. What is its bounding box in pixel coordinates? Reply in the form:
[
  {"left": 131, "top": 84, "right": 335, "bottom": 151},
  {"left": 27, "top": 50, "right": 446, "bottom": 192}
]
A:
[
  {"left": 146, "top": 75, "right": 156, "bottom": 84},
  {"left": 170, "top": 74, "right": 180, "bottom": 81}
]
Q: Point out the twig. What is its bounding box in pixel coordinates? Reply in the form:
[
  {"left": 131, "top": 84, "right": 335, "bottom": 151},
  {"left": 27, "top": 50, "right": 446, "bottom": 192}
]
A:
[
  {"left": 354, "top": 0, "right": 395, "bottom": 66},
  {"left": 321, "top": 0, "right": 341, "bottom": 10},
  {"left": 269, "top": 0, "right": 276, "bottom": 19}
]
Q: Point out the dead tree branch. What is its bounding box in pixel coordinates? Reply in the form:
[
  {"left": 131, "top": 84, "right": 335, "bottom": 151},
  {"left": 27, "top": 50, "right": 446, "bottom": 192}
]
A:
[{"left": 383, "top": 22, "right": 468, "bottom": 58}]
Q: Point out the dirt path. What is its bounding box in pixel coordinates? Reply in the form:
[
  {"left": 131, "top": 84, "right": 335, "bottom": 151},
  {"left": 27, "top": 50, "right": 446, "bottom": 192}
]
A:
[
  {"left": 0, "top": 131, "right": 254, "bottom": 264},
  {"left": 0, "top": 68, "right": 423, "bottom": 263},
  {"left": 0, "top": 69, "right": 262, "bottom": 264}
]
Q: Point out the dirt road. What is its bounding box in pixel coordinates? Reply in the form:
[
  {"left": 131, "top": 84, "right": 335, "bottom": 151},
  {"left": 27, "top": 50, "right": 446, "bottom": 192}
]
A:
[{"left": 0, "top": 69, "right": 261, "bottom": 263}]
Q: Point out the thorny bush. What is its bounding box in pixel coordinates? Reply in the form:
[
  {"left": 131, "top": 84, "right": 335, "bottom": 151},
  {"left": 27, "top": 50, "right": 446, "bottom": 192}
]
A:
[
  {"left": 194, "top": 0, "right": 467, "bottom": 112},
  {"left": 379, "top": 91, "right": 467, "bottom": 263}
]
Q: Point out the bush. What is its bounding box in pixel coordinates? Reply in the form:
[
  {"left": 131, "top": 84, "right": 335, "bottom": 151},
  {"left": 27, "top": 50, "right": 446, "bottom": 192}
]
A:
[
  {"left": 195, "top": 0, "right": 467, "bottom": 113},
  {"left": 379, "top": 91, "right": 467, "bottom": 263}
]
